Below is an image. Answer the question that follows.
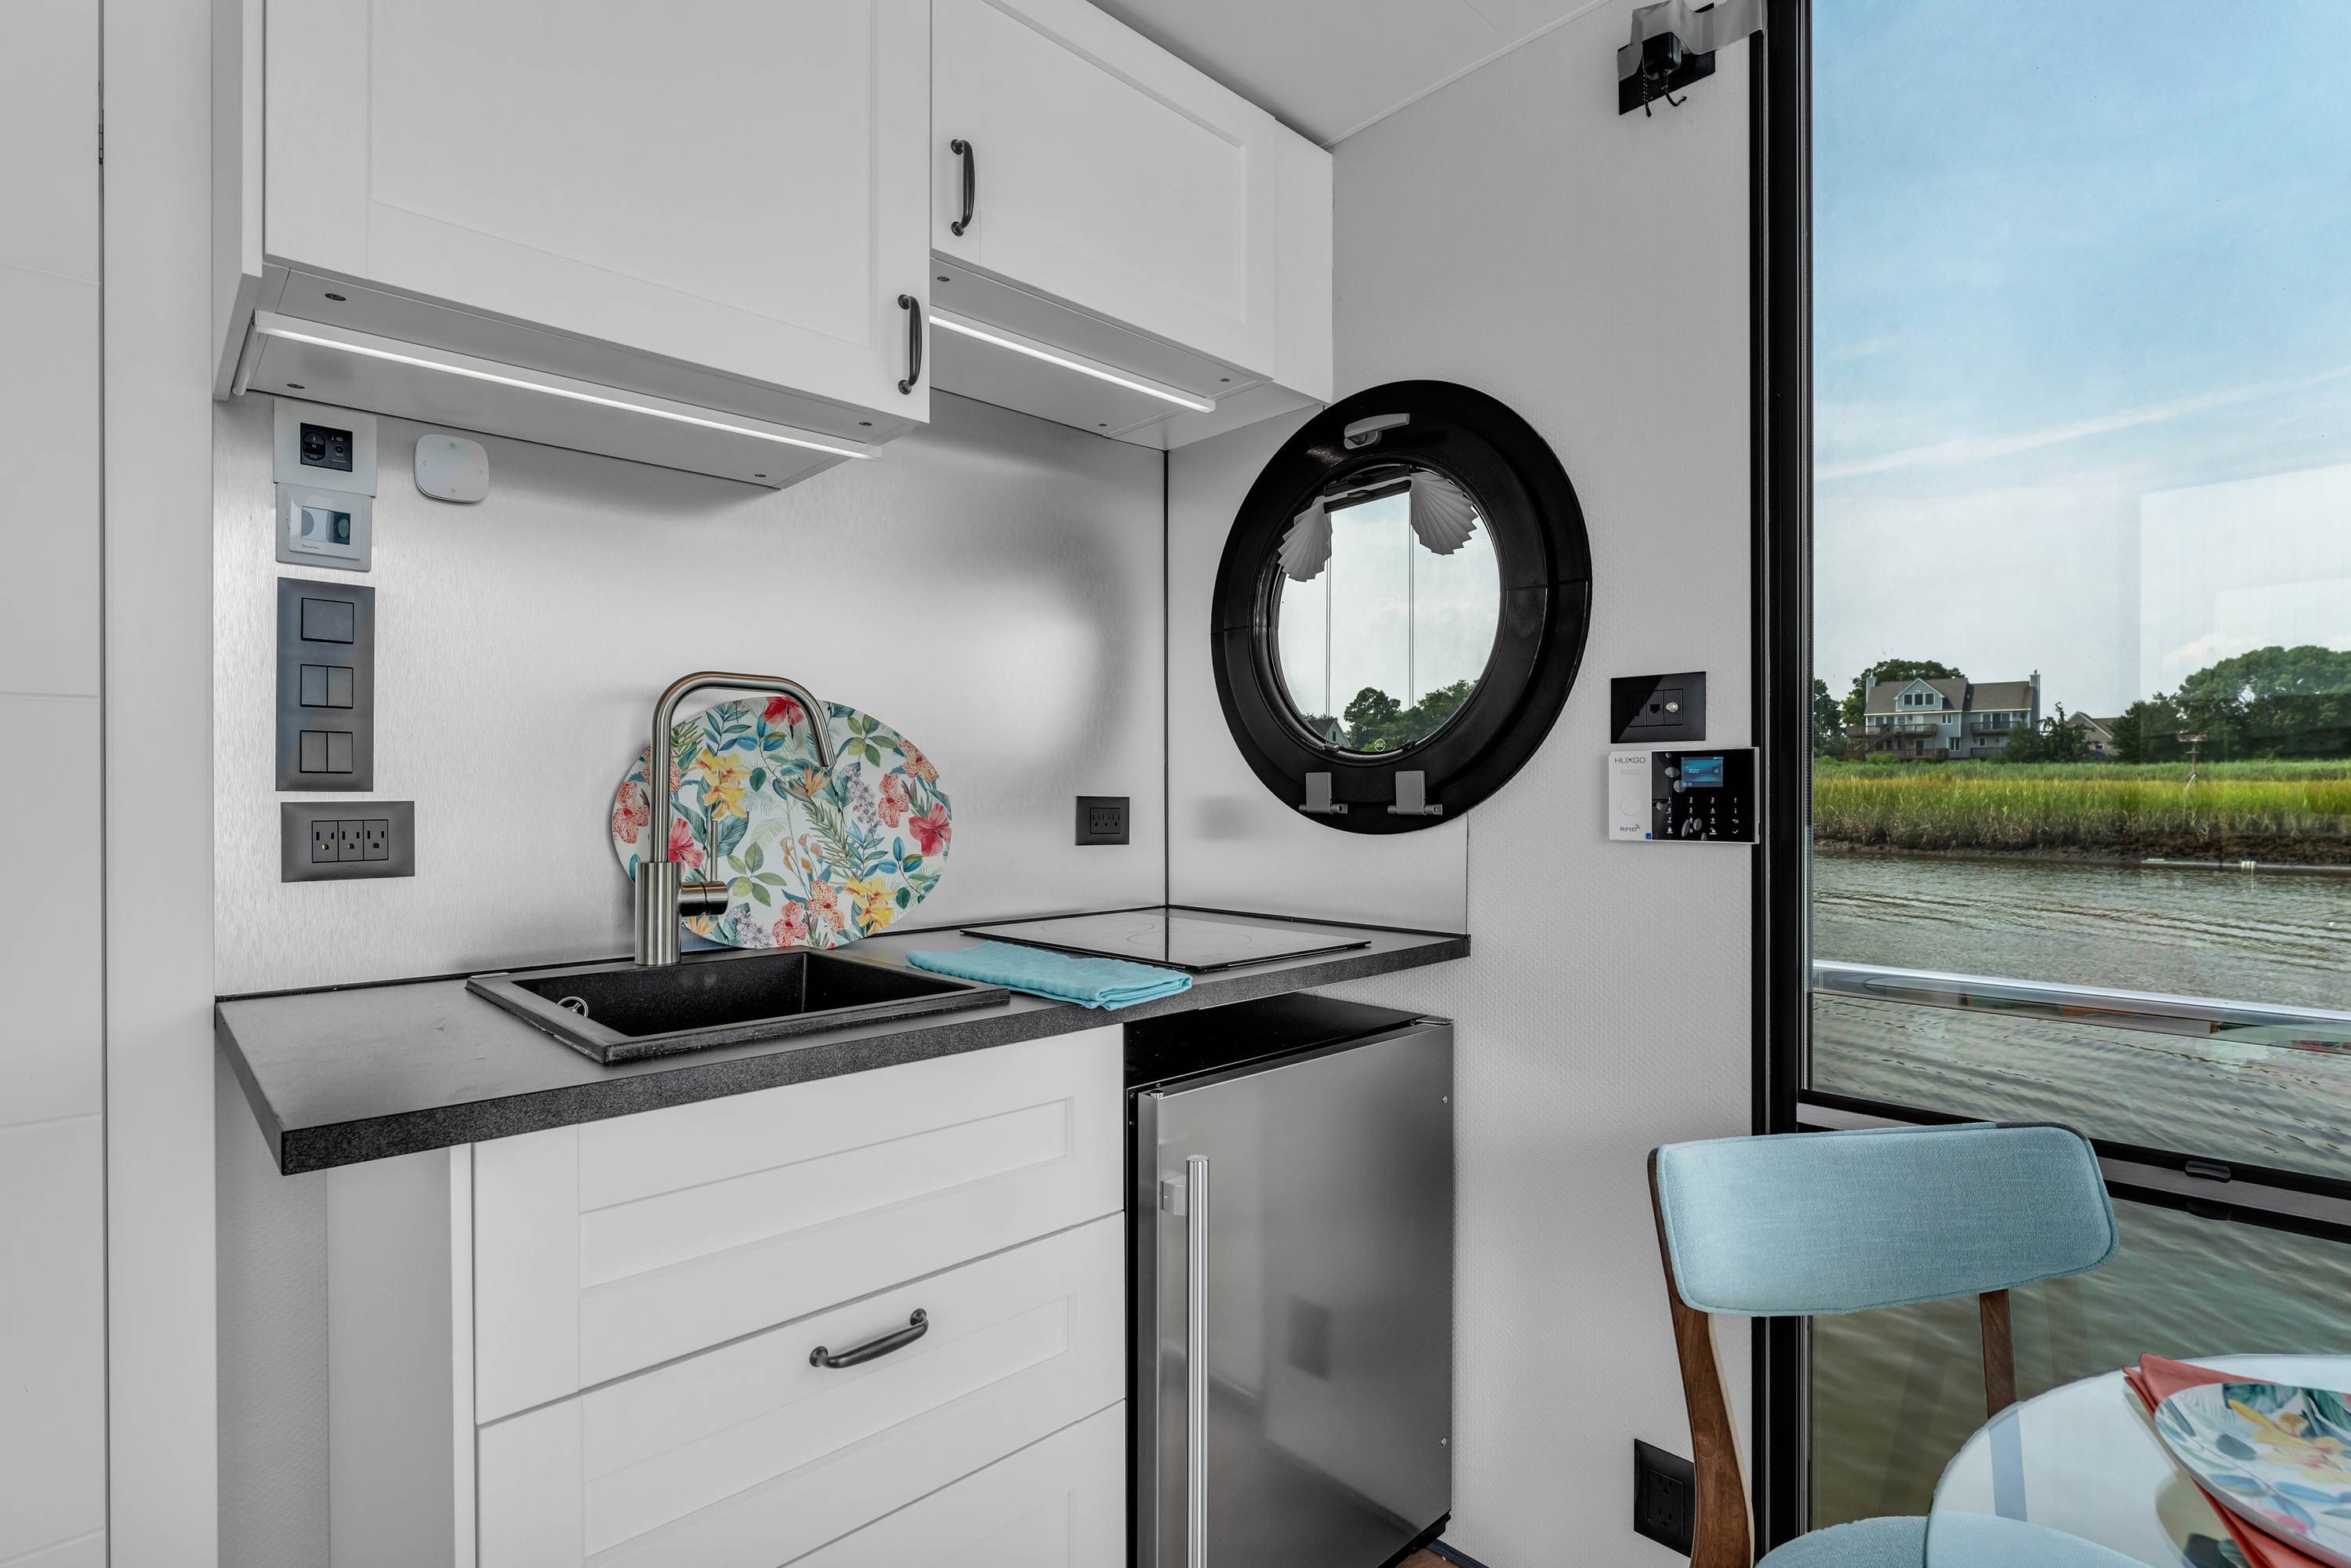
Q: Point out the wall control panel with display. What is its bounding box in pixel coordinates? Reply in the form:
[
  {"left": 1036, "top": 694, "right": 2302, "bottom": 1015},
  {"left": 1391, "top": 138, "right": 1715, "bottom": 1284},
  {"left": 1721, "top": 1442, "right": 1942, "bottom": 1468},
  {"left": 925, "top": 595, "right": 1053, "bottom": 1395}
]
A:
[
  {"left": 273, "top": 397, "right": 378, "bottom": 572},
  {"left": 1609, "top": 748, "right": 1756, "bottom": 842}
]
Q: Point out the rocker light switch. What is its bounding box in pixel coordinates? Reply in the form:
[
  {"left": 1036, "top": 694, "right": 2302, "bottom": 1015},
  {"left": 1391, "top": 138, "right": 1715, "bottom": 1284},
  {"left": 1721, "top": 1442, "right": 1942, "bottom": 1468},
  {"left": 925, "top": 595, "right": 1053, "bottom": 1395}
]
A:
[
  {"left": 299, "top": 664, "right": 355, "bottom": 708},
  {"left": 278, "top": 579, "right": 375, "bottom": 791}
]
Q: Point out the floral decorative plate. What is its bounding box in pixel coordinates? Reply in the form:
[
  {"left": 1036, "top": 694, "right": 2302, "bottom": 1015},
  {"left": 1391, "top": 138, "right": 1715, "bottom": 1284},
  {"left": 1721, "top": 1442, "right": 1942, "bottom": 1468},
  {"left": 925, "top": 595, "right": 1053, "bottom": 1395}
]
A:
[
  {"left": 2154, "top": 1381, "right": 2351, "bottom": 1567},
  {"left": 609, "top": 695, "right": 951, "bottom": 951}
]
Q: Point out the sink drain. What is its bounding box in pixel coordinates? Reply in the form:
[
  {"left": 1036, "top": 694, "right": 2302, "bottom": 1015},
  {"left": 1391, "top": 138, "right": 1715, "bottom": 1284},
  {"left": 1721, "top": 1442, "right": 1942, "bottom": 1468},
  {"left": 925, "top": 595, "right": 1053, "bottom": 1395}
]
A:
[{"left": 557, "top": 996, "right": 590, "bottom": 1017}]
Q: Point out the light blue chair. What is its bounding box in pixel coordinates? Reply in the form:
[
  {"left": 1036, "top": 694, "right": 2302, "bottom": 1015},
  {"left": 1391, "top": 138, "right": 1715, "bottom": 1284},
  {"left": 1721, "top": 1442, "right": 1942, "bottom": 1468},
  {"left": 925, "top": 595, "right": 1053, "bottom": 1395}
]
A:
[{"left": 1647, "top": 1123, "right": 2119, "bottom": 1568}]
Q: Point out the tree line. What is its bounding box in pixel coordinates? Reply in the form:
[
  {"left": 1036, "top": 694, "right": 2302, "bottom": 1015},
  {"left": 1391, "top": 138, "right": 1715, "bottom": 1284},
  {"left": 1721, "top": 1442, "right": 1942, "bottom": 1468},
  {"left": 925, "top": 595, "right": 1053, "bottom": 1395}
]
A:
[{"left": 1812, "top": 645, "right": 2351, "bottom": 763}]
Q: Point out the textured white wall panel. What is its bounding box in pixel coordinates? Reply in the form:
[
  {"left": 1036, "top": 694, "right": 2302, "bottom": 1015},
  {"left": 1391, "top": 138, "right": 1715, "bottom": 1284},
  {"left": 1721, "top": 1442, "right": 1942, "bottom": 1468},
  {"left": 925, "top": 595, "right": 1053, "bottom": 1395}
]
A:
[{"left": 1172, "top": 7, "right": 1758, "bottom": 1561}]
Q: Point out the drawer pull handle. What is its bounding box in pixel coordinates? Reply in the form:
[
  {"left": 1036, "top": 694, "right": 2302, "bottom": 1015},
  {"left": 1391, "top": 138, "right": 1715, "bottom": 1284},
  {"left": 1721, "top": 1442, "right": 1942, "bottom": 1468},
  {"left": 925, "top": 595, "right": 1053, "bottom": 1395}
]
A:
[{"left": 811, "top": 1308, "right": 927, "bottom": 1370}]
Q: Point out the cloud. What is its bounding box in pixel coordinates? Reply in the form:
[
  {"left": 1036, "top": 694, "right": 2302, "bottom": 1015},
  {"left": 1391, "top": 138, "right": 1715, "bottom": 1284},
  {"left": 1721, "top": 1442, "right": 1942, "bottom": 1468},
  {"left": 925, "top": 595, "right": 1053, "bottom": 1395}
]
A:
[{"left": 1818, "top": 363, "right": 2351, "bottom": 482}]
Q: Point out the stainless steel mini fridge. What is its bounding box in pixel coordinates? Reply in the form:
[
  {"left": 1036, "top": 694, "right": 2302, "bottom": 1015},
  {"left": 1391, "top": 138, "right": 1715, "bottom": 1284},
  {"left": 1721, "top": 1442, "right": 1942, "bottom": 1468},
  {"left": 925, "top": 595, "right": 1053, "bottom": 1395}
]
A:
[{"left": 1133, "top": 1011, "right": 1453, "bottom": 1568}]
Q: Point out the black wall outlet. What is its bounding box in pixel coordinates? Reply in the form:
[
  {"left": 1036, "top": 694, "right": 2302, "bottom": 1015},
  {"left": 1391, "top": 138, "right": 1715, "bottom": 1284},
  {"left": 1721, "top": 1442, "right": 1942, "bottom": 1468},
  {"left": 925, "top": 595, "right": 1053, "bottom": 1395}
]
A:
[
  {"left": 1612, "top": 671, "right": 1707, "bottom": 744},
  {"left": 1076, "top": 796, "right": 1129, "bottom": 846},
  {"left": 1634, "top": 1439, "right": 1696, "bottom": 1554}
]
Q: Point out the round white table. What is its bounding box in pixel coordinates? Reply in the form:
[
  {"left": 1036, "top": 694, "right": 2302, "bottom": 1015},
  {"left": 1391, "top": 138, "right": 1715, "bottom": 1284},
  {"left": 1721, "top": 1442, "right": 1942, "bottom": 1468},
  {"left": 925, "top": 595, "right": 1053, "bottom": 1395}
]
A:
[{"left": 1928, "top": 1354, "right": 2351, "bottom": 1567}]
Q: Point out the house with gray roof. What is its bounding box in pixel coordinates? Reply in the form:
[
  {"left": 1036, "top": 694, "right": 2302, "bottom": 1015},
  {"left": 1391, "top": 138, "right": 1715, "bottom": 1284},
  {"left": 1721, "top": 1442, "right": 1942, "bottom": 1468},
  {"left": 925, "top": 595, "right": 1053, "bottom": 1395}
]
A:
[{"left": 1862, "top": 672, "right": 2041, "bottom": 760}]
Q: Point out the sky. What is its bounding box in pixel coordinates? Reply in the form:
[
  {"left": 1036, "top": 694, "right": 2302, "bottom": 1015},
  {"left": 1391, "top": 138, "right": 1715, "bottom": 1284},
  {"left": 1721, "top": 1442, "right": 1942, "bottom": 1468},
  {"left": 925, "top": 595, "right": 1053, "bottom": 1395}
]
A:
[
  {"left": 1813, "top": 1, "right": 2351, "bottom": 717},
  {"left": 1275, "top": 492, "right": 1500, "bottom": 723}
]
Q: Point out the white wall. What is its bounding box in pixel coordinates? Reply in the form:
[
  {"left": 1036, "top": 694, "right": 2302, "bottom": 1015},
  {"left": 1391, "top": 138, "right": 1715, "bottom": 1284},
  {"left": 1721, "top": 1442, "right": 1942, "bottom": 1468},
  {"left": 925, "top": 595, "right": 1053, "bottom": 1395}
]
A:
[
  {"left": 107, "top": 0, "right": 223, "bottom": 1560},
  {"left": 0, "top": 5, "right": 106, "bottom": 1566},
  {"left": 1168, "top": 10, "right": 1758, "bottom": 1562},
  {"left": 212, "top": 392, "right": 1166, "bottom": 993}
]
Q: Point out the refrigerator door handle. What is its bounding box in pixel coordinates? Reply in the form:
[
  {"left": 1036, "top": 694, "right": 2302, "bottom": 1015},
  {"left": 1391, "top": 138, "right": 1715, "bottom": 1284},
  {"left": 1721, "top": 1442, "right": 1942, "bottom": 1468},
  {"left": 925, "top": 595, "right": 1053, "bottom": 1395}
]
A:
[{"left": 1185, "top": 1152, "right": 1211, "bottom": 1568}]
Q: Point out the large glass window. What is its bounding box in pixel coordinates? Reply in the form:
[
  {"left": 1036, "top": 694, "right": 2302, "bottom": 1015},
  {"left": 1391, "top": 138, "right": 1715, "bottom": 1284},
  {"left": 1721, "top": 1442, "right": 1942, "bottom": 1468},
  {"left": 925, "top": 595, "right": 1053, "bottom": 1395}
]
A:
[{"left": 1806, "top": 0, "right": 2351, "bottom": 1524}]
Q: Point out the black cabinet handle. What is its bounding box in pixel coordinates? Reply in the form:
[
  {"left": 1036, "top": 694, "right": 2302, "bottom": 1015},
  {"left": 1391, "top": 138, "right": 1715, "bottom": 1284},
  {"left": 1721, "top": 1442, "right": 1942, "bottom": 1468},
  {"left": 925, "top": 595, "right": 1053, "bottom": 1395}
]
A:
[
  {"left": 811, "top": 1308, "right": 927, "bottom": 1369},
  {"left": 897, "top": 294, "right": 923, "bottom": 394},
  {"left": 950, "top": 138, "right": 975, "bottom": 236}
]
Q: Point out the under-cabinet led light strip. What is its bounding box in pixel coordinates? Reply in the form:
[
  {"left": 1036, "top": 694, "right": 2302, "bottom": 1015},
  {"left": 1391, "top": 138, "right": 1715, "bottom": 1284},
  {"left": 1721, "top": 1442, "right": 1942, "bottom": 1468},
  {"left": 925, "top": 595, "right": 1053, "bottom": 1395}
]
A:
[
  {"left": 927, "top": 312, "right": 1217, "bottom": 412},
  {"left": 251, "top": 317, "right": 876, "bottom": 460}
]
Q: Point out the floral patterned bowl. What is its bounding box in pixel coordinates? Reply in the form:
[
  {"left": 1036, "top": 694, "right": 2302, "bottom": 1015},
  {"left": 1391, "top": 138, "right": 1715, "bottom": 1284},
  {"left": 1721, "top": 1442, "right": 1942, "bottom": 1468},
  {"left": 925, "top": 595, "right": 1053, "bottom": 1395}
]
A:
[
  {"left": 2154, "top": 1381, "right": 2351, "bottom": 1567},
  {"left": 609, "top": 695, "right": 951, "bottom": 950}
]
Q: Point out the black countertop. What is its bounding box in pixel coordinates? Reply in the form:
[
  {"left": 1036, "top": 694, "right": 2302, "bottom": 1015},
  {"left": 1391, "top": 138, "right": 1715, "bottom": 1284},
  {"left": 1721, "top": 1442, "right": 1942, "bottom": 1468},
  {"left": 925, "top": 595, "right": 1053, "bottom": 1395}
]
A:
[{"left": 216, "top": 907, "right": 1468, "bottom": 1174}]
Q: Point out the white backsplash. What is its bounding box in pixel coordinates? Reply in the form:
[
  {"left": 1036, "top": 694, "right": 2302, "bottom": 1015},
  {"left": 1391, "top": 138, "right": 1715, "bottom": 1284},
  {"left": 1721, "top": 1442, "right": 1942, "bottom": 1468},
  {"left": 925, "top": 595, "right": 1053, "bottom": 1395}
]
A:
[{"left": 213, "top": 392, "right": 1166, "bottom": 995}]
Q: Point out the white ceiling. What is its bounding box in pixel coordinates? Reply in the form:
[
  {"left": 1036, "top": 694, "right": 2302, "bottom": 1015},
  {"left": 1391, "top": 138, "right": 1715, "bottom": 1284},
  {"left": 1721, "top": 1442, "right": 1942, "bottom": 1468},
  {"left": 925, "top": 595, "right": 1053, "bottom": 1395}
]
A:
[{"left": 1090, "top": 0, "right": 1615, "bottom": 147}]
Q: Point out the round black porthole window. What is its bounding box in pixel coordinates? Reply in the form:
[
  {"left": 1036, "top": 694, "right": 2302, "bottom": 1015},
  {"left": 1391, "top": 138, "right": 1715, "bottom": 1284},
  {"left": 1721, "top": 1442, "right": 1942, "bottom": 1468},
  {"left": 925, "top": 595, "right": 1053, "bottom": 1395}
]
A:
[{"left": 1211, "top": 380, "right": 1592, "bottom": 833}]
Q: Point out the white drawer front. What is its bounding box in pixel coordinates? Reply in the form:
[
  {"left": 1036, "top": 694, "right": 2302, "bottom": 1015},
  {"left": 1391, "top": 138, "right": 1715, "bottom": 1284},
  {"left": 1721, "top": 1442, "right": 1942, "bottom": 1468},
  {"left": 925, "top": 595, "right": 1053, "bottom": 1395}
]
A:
[
  {"left": 477, "top": 1216, "right": 1123, "bottom": 1568},
  {"left": 795, "top": 1403, "right": 1124, "bottom": 1568},
  {"left": 474, "top": 1027, "right": 1121, "bottom": 1419}
]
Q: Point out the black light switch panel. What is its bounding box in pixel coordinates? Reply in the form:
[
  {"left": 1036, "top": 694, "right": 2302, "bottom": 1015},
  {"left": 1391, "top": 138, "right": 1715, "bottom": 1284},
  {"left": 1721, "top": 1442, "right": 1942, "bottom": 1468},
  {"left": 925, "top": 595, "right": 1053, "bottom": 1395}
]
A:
[
  {"left": 277, "top": 578, "right": 376, "bottom": 791},
  {"left": 1076, "top": 796, "right": 1129, "bottom": 846},
  {"left": 1612, "top": 671, "right": 1707, "bottom": 744},
  {"left": 1634, "top": 1439, "right": 1696, "bottom": 1554}
]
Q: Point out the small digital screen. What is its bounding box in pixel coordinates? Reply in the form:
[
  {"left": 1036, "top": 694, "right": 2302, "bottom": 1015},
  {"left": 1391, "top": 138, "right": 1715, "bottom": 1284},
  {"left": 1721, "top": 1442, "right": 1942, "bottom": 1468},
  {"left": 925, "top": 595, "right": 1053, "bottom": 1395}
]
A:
[
  {"left": 1680, "top": 755, "right": 1725, "bottom": 787},
  {"left": 300, "top": 506, "right": 352, "bottom": 546}
]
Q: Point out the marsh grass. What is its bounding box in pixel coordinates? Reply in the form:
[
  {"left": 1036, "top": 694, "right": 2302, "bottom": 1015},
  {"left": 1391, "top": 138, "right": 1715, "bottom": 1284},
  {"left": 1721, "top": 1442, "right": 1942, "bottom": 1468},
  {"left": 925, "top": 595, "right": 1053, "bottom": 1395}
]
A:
[{"left": 1812, "top": 760, "right": 2351, "bottom": 857}]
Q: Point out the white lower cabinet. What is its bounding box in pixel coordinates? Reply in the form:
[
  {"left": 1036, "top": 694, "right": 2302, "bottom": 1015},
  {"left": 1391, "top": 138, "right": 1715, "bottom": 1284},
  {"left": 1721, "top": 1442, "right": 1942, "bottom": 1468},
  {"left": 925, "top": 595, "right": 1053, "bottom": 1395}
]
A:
[
  {"left": 794, "top": 1403, "right": 1127, "bottom": 1568},
  {"left": 477, "top": 1217, "right": 1123, "bottom": 1568},
  {"left": 321, "top": 1028, "right": 1128, "bottom": 1567}
]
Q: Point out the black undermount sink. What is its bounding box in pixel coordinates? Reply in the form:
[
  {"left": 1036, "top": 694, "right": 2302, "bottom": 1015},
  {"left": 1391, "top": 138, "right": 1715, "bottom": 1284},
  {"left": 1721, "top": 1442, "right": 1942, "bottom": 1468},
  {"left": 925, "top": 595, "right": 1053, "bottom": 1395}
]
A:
[{"left": 466, "top": 948, "right": 1010, "bottom": 1063}]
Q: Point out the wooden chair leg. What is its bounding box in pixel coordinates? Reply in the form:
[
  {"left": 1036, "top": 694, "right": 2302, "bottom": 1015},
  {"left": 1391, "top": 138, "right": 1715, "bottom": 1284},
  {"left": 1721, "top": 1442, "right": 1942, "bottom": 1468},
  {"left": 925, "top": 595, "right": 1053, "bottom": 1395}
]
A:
[
  {"left": 1979, "top": 1288, "right": 2015, "bottom": 1417},
  {"left": 1651, "top": 1152, "right": 1755, "bottom": 1568}
]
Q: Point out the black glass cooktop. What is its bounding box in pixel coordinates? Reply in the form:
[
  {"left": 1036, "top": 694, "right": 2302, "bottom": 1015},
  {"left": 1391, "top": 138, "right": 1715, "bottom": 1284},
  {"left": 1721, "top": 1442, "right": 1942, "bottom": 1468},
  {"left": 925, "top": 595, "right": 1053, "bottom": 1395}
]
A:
[{"left": 962, "top": 909, "right": 1371, "bottom": 975}]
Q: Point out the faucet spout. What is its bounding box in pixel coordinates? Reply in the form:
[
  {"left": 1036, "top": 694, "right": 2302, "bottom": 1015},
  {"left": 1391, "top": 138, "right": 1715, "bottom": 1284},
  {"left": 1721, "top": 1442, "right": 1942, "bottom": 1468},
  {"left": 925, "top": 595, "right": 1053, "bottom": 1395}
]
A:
[{"left": 635, "top": 672, "right": 835, "bottom": 966}]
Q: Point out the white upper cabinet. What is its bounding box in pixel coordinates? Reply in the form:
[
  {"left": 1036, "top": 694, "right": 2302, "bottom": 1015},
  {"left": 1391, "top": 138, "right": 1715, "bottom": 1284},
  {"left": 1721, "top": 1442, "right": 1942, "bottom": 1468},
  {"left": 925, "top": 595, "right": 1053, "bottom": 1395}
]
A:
[
  {"left": 928, "top": 0, "right": 1331, "bottom": 447},
  {"left": 221, "top": 0, "right": 932, "bottom": 486}
]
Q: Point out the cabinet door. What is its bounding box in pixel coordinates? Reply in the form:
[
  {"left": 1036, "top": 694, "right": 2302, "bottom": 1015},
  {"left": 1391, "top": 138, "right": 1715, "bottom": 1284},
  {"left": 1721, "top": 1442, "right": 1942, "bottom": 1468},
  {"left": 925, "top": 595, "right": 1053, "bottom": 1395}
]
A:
[
  {"left": 265, "top": 0, "right": 930, "bottom": 423},
  {"left": 472, "top": 1027, "right": 1123, "bottom": 1421},
  {"left": 476, "top": 1218, "right": 1123, "bottom": 1568},
  {"left": 932, "top": 0, "right": 1282, "bottom": 376}
]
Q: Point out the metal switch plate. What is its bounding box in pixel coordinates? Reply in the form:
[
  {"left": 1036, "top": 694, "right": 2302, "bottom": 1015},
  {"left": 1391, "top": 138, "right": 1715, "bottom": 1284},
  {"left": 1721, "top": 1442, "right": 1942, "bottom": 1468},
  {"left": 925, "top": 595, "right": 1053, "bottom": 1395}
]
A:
[
  {"left": 281, "top": 801, "right": 414, "bottom": 883},
  {"left": 273, "top": 397, "right": 376, "bottom": 496},
  {"left": 275, "top": 482, "right": 374, "bottom": 572},
  {"left": 277, "top": 578, "right": 375, "bottom": 791},
  {"left": 1611, "top": 671, "right": 1707, "bottom": 743}
]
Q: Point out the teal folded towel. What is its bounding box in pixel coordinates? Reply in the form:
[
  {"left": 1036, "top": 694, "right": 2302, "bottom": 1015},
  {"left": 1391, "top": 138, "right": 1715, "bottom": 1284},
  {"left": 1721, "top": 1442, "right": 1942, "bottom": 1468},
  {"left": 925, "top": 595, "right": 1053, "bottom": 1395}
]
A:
[{"left": 908, "top": 941, "right": 1192, "bottom": 1010}]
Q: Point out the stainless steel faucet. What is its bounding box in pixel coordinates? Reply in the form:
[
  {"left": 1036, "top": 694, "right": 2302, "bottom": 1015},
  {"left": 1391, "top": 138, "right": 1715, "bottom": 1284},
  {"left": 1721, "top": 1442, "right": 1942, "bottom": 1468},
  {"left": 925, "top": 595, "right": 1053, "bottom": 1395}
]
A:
[{"left": 634, "top": 671, "right": 836, "bottom": 966}]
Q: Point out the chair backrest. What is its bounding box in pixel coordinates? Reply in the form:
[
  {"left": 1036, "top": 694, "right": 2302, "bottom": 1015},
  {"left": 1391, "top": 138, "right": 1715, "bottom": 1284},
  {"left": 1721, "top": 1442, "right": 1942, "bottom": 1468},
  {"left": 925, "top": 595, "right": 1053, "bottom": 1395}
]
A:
[
  {"left": 1654, "top": 1123, "right": 2117, "bottom": 1315},
  {"left": 1645, "top": 1123, "right": 2117, "bottom": 1568}
]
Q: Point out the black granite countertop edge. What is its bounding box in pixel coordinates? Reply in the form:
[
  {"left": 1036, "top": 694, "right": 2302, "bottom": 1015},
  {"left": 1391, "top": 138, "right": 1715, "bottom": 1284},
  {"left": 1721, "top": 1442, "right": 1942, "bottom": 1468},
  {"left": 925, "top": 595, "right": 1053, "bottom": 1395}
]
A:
[{"left": 242, "top": 931, "right": 1470, "bottom": 1174}]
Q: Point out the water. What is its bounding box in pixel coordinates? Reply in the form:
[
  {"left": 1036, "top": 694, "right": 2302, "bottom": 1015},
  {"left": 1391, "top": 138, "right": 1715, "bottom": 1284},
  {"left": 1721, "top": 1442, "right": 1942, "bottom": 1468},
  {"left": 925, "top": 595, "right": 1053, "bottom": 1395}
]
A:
[
  {"left": 1806, "top": 853, "right": 2351, "bottom": 1527},
  {"left": 1812, "top": 853, "right": 2351, "bottom": 1012},
  {"left": 1811, "top": 853, "right": 2351, "bottom": 1181}
]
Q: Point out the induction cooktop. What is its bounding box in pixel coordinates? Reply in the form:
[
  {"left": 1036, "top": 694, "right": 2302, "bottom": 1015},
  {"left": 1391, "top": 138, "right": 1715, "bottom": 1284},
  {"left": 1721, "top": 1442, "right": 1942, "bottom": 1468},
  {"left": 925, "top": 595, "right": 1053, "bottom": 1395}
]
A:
[{"left": 962, "top": 909, "right": 1371, "bottom": 974}]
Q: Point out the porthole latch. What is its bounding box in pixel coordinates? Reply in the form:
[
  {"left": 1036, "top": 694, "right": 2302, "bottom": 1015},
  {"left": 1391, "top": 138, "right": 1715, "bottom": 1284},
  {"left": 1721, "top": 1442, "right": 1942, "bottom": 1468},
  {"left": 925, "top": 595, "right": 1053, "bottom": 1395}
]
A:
[
  {"left": 1386, "top": 771, "right": 1446, "bottom": 817},
  {"left": 1300, "top": 772, "right": 1350, "bottom": 815}
]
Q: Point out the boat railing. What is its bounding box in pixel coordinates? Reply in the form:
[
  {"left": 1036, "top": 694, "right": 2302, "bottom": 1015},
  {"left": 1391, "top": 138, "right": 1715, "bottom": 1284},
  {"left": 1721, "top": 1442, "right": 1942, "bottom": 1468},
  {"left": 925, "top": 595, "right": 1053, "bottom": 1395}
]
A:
[{"left": 1812, "top": 960, "right": 2351, "bottom": 1051}]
